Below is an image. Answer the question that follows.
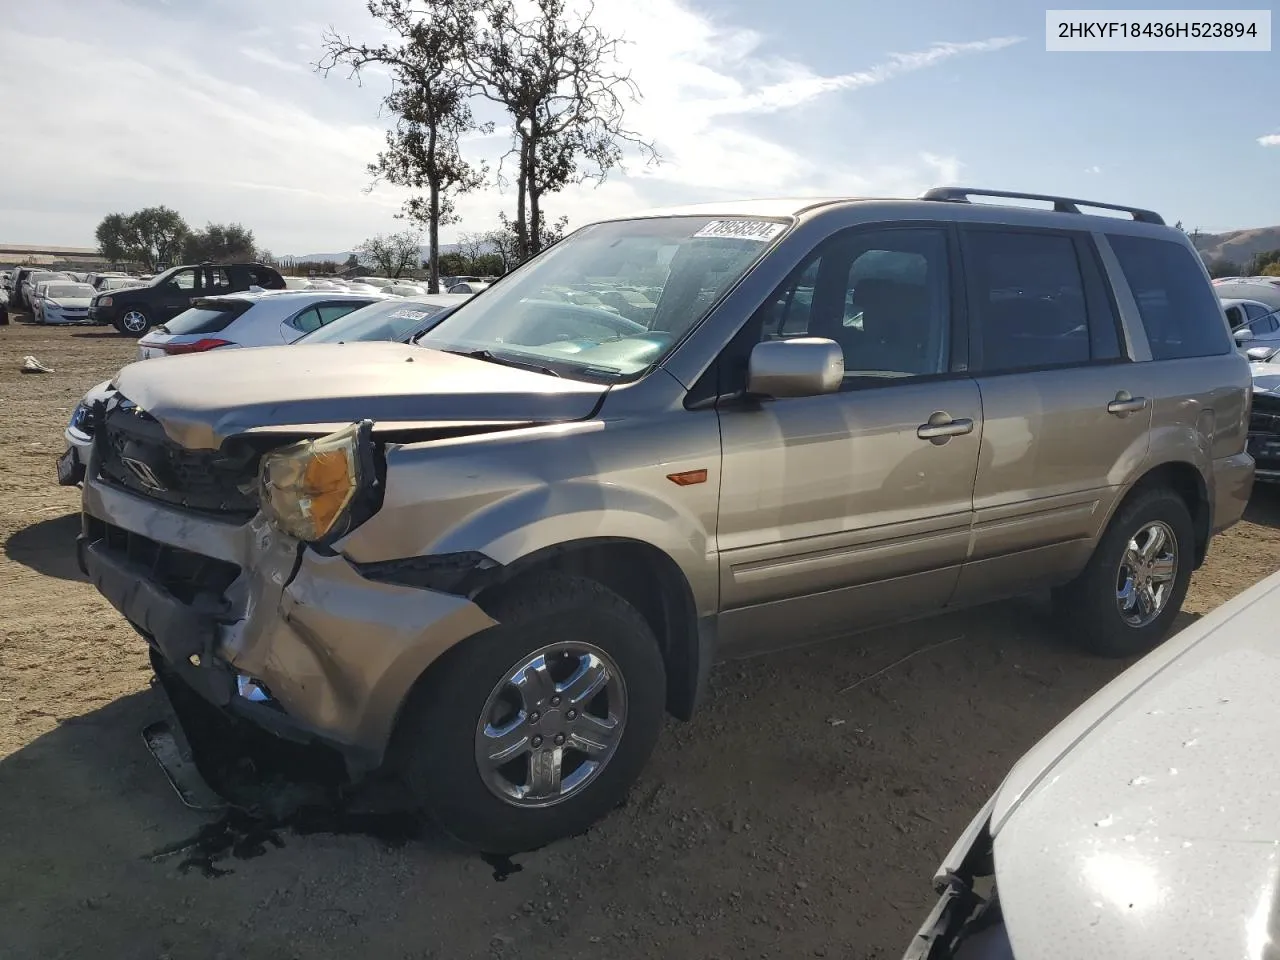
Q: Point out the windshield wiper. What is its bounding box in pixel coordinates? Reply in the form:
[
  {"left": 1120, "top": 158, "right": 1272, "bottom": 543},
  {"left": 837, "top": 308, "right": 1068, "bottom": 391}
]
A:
[{"left": 444, "top": 348, "right": 562, "bottom": 378}]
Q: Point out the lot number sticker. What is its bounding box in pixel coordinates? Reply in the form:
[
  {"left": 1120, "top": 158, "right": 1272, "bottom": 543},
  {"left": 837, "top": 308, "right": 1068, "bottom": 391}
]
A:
[{"left": 692, "top": 219, "right": 787, "bottom": 242}]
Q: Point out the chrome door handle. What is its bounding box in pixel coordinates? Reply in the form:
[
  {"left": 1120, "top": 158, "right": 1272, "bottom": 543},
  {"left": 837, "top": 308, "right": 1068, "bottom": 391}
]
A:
[
  {"left": 917, "top": 416, "right": 974, "bottom": 441},
  {"left": 1107, "top": 392, "right": 1149, "bottom": 416}
]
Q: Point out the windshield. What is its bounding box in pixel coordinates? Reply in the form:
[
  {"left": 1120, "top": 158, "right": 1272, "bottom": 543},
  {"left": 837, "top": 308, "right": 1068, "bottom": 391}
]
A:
[
  {"left": 299, "top": 299, "right": 453, "bottom": 344},
  {"left": 103, "top": 277, "right": 140, "bottom": 289},
  {"left": 416, "top": 216, "right": 785, "bottom": 380},
  {"left": 31, "top": 273, "right": 67, "bottom": 284},
  {"left": 46, "top": 284, "right": 94, "bottom": 299}
]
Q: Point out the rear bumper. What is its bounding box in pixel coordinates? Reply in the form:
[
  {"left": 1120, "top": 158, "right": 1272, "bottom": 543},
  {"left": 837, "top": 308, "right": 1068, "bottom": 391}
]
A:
[
  {"left": 1211, "top": 451, "right": 1255, "bottom": 534},
  {"left": 80, "top": 471, "right": 497, "bottom": 772}
]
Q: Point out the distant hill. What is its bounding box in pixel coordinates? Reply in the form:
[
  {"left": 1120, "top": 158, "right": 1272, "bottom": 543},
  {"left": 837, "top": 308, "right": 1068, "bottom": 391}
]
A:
[
  {"left": 1192, "top": 226, "right": 1280, "bottom": 268},
  {"left": 283, "top": 243, "right": 461, "bottom": 264}
]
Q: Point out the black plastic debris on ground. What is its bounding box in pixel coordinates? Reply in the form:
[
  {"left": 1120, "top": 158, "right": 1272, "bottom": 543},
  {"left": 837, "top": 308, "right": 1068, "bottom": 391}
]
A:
[{"left": 144, "top": 659, "right": 421, "bottom": 878}]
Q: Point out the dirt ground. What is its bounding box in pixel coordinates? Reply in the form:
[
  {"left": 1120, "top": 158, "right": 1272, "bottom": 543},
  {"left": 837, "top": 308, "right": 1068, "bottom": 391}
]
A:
[{"left": 2, "top": 317, "right": 1278, "bottom": 960}]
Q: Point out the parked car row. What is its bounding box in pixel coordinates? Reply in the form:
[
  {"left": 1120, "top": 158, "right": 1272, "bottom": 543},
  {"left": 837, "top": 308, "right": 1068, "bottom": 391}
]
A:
[{"left": 58, "top": 290, "right": 472, "bottom": 484}]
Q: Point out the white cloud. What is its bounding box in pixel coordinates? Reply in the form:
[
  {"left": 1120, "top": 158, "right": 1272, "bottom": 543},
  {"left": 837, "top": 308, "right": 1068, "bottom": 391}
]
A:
[
  {"left": 239, "top": 46, "right": 306, "bottom": 73},
  {"left": 1259, "top": 134, "right": 1280, "bottom": 147},
  {"left": 1085, "top": 164, "right": 1102, "bottom": 174},
  {"left": 0, "top": 0, "right": 1021, "bottom": 253}
]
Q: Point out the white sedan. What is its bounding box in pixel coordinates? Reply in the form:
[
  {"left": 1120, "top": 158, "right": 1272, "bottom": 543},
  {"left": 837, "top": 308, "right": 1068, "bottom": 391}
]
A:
[
  {"left": 134, "top": 290, "right": 392, "bottom": 359},
  {"left": 903, "top": 567, "right": 1280, "bottom": 960},
  {"left": 33, "top": 281, "right": 96, "bottom": 324}
]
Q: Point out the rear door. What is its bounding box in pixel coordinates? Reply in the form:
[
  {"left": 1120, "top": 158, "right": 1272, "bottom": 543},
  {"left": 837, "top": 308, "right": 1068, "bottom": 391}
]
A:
[
  {"left": 954, "top": 226, "right": 1153, "bottom": 602},
  {"left": 1103, "top": 233, "right": 1248, "bottom": 474},
  {"left": 715, "top": 225, "right": 982, "bottom": 654}
]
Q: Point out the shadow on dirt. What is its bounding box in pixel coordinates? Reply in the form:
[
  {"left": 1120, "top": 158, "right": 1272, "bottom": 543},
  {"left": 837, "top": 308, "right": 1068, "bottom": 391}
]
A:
[
  {"left": 69, "top": 331, "right": 125, "bottom": 340},
  {"left": 3, "top": 513, "right": 84, "bottom": 582},
  {"left": 1245, "top": 484, "right": 1280, "bottom": 528}
]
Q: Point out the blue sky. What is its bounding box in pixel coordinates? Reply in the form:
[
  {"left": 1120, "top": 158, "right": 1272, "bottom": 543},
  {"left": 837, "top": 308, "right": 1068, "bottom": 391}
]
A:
[{"left": 0, "top": 0, "right": 1275, "bottom": 253}]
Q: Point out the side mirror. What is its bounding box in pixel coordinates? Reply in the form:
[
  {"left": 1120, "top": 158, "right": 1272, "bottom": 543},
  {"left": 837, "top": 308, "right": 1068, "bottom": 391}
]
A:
[
  {"left": 746, "top": 338, "right": 844, "bottom": 399},
  {"left": 1234, "top": 328, "right": 1253, "bottom": 343}
]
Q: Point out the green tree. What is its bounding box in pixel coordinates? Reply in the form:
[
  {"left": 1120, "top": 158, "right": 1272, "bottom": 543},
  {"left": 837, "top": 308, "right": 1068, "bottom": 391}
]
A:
[
  {"left": 94, "top": 213, "right": 131, "bottom": 264},
  {"left": 1208, "top": 260, "right": 1241, "bottom": 279},
  {"left": 320, "top": 0, "right": 487, "bottom": 294},
  {"left": 183, "top": 222, "right": 256, "bottom": 263},
  {"left": 94, "top": 206, "right": 190, "bottom": 271},
  {"left": 1246, "top": 249, "right": 1280, "bottom": 275}
]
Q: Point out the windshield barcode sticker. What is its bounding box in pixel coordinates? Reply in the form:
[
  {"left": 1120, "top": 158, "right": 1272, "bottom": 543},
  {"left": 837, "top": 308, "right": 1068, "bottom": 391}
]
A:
[
  {"left": 388, "top": 309, "right": 431, "bottom": 320},
  {"left": 692, "top": 219, "right": 787, "bottom": 242}
]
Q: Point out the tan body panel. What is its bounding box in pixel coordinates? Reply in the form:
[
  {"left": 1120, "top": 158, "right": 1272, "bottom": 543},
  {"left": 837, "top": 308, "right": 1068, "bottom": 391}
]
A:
[{"left": 715, "top": 379, "right": 981, "bottom": 654}]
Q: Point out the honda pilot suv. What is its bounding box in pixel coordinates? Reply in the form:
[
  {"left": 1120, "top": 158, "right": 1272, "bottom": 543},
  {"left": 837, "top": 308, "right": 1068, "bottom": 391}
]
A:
[
  {"left": 78, "top": 189, "right": 1253, "bottom": 853},
  {"left": 88, "top": 261, "right": 285, "bottom": 335}
]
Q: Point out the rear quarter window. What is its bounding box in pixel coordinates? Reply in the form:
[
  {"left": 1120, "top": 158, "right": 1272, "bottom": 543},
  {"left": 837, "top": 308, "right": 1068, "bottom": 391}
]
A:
[{"left": 1108, "top": 234, "right": 1231, "bottom": 360}]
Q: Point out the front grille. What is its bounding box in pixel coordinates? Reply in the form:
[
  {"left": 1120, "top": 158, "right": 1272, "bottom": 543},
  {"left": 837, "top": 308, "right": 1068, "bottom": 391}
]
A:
[
  {"left": 96, "top": 401, "right": 260, "bottom": 520},
  {"left": 84, "top": 516, "right": 241, "bottom": 604}
]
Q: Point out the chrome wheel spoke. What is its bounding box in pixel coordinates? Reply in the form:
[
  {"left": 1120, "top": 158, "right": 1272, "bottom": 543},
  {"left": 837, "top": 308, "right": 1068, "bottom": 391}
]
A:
[
  {"left": 510, "top": 655, "right": 556, "bottom": 713},
  {"left": 1149, "top": 557, "right": 1176, "bottom": 583},
  {"left": 527, "top": 746, "right": 564, "bottom": 800},
  {"left": 1137, "top": 583, "right": 1156, "bottom": 617},
  {"left": 569, "top": 713, "right": 621, "bottom": 756},
  {"left": 481, "top": 717, "right": 531, "bottom": 765},
  {"left": 1139, "top": 525, "right": 1167, "bottom": 561},
  {"left": 559, "top": 654, "right": 610, "bottom": 707}
]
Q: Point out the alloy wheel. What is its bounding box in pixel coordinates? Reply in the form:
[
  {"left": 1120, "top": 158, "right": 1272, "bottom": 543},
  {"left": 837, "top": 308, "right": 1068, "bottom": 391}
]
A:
[
  {"left": 1116, "top": 519, "right": 1178, "bottom": 628},
  {"left": 474, "top": 641, "right": 628, "bottom": 808}
]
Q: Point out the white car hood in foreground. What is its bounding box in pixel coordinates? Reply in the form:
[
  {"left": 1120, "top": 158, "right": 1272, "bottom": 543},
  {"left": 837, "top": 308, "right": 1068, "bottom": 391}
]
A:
[{"left": 989, "top": 572, "right": 1280, "bottom": 960}]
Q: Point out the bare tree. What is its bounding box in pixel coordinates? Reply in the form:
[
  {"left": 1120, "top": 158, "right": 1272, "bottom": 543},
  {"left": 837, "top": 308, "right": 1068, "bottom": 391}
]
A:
[
  {"left": 455, "top": 230, "right": 490, "bottom": 264},
  {"left": 319, "top": 0, "right": 486, "bottom": 293},
  {"left": 468, "top": 0, "right": 658, "bottom": 261},
  {"left": 356, "top": 231, "right": 423, "bottom": 278}
]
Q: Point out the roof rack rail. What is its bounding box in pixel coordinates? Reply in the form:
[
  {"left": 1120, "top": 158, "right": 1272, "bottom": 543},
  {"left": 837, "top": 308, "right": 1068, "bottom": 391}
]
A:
[{"left": 919, "top": 187, "right": 1165, "bottom": 225}]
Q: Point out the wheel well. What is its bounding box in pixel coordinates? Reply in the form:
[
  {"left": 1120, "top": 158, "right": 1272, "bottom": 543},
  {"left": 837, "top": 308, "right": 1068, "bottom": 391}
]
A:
[
  {"left": 1127, "top": 462, "right": 1211, "bottom": 567},
  {"left": 473, "top": 539, "right": 703, "bottom": 721}
]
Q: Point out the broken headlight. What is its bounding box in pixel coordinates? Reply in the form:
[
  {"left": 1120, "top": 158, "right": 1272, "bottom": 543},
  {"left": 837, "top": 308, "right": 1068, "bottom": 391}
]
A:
[{"left": 257, "top": 420, "right": 379, "bottom": 544}]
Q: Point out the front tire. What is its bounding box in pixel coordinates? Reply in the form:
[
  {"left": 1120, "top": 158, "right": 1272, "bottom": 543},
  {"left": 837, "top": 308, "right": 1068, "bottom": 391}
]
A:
[
  {"left": 114, "top": 307, "right": 151, "bottom": 336},
  {"left": 1055, "top": 486, "right": 1195, "bottom": 658},
  {"left": 392, "top": 573, "right": 666, "bottom": 854}
]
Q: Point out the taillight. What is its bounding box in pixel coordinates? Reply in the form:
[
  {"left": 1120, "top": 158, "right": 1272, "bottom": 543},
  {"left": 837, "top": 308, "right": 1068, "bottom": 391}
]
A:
[{"left": 161, "top": 338, "right": 232, "bottom": 355}]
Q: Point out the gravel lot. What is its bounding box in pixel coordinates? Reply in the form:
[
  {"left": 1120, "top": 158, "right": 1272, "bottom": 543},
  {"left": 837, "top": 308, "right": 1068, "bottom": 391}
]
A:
[{"left": 3, "top": 317, "right": 1278, "bottom": 960}]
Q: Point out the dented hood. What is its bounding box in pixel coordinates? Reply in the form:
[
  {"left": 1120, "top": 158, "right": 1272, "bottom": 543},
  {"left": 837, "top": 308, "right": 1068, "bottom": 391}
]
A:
[
  {"left": 988, "top": 571, "right": 1280, "bottom": 960},
  {"left": 111, "top": 341, "right": 606, "bottom": 449}
]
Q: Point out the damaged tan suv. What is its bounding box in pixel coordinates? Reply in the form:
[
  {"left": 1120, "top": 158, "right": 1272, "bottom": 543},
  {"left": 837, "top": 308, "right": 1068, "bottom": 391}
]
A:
[{"left": 80, "top": 188, "right": 1253, "bottom": 853}]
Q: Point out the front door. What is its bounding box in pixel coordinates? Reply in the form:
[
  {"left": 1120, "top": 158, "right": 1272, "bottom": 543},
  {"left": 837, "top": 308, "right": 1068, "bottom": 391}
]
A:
[
  {"left": 157, "top": 266, "right": 200, "bottom": 321},
  {"left": 954, "top": 226, "right": 1153, "bottom": 602},
  {"left": 715, "top": 225, "right": 981, "bottom": 655}
]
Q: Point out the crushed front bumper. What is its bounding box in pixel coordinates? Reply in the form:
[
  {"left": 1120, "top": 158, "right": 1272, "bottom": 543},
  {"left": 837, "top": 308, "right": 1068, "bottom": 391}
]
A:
[{"left": 80, "top": 470, "right": 497, "bottom": 774}]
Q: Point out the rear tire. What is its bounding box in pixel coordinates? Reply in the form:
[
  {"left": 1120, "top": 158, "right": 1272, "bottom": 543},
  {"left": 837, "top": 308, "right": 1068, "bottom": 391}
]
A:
[
  {"left": 1054, "top": 486, "right": 1195, "bottom": 658},
  {"left": 391, "top": 573, "right": 666, "bottom": 854},
  {"left": 115, "top": 307, "right": 151, "bottom": 336}
]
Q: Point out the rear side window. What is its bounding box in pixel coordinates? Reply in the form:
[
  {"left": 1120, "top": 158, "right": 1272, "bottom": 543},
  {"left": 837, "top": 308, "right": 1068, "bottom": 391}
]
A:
[
  {"left": 964, "top": 230, "right": 1117, "bottom": 372},
  {"left": 1108, "top": 235, "right": 1231, "bottom": 360},
  {"left": 163, "top": 301, "right": 251, "bottom": 335},
  {"left": 250, "top": 266, "right": 283, "bottom": 289},
  {"left": 317, "top": 302, "right": 363, "bottom": 325}
]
